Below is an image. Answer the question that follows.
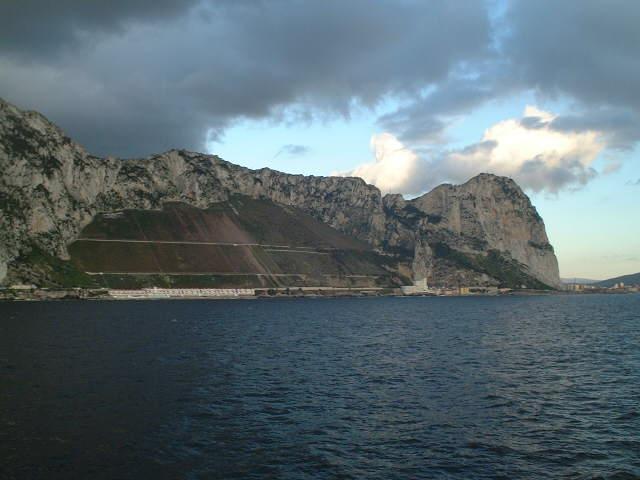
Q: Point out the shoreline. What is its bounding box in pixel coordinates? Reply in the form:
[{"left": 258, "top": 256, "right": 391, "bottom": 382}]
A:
[{"left": 1, "top": 287, "right": 636, "bottom": 302}]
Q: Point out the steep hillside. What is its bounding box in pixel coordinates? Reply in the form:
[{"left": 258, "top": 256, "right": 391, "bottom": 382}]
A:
[
  {"left": 64, "top": 197, "right": 406, "bottom": 289},
  {"left": 0, "top": 98, "right": 560, "bottom": 289}
]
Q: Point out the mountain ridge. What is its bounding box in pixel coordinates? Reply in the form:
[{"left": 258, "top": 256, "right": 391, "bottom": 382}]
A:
[{"left": 0, "top": 97, "right": 560, "bottom": 289}]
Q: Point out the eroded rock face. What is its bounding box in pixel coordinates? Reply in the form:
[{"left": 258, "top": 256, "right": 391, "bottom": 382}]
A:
[
  {"left": 409, "top": 174, "right": 560, "bottom": 288},
  {"left": 0, "top": 98, "right": 560, "bottom": 288},
  {"left": 412, "top": 240, "right": 434, "bottom": 284}
]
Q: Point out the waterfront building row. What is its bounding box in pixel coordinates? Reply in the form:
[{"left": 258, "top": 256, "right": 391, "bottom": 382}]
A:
[{"left": 108, "top": 287, "right": 255, "bottom": 299}]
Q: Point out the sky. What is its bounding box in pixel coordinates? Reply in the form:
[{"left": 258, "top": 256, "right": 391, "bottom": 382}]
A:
[{"left": 1, "top": 0, "right": 639, "bottom": 279}]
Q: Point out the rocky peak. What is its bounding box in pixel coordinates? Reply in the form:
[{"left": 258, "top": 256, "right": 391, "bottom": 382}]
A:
[
  {"left": 0, "top": 97, "right": 560, "bottom": 288},
  {"left": 409, "top": 172, "right": 559, "bottom": 287}
]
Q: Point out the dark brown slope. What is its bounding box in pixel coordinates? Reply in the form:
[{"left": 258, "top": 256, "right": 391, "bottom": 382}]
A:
[{"left": 68, "top": 196, "right": 410, "bottom": 289}]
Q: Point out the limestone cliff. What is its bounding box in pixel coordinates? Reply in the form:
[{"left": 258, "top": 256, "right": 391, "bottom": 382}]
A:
[
  {"left": 0, "top": 98, "right": 560, "bottom": 288},
  {"left": 409, "top": 174, "right": 560, "bottom": 288}
]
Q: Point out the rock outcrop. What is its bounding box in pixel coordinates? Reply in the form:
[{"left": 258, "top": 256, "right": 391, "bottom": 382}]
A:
[
  {"left": 0, "top": 98, "right": 561, "bottom": 288},
  {"left": 408, "top": 174, "right": 560, "bottom": 288}
]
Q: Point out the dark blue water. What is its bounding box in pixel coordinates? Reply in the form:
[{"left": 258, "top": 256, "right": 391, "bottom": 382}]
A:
[{"left": 1, "top": 295, "right": 639, "bottom": 479}]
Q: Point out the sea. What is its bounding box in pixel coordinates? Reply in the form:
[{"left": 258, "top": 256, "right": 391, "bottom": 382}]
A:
[{"left": 1, "top": 294, "right": 639, "bottom": 479}]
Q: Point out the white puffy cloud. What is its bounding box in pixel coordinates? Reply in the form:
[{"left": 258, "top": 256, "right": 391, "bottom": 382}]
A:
[
  {"left": 337, "top": 133, "right": 423, "bottom": 194},
  {"left": 339, "top": 106, "right": 606, "bottom": 195}
]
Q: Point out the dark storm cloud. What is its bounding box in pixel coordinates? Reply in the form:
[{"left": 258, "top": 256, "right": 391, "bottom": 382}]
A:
[
  {"left": 1, "top": 0, "right": 639, "bottom": 185},
  {"left": 504, "top": 0, "right": 640, "bottom": 111},
  {"left": 0, "top": 1, "right": 201, "bottom": 59},
  {"left": 500, "top": 0, "right": 640, "bottom": 150},
  {"left": 0, "top": 0, "right": 491, "bottom": 157},
  {"left": 377, "top": 70, "right": 506, "bottom": 142},
  {"left": 549, "top": 109, "right": 640, "bottom": 151},
  {"left": 378, "top": 0, "right": 640, "bottom": 154}
]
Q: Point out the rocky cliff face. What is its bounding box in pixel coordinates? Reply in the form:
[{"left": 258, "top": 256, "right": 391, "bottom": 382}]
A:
[
  {"left": 0, "top": 98, "right": 560, "bottom": 288},
  {"left": 408, "top": 174, "right": 560, "bottom": 288}
]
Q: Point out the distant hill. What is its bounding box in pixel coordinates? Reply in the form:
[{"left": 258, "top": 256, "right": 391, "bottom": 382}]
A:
[
  {"left": 595, "top": 272, "right": 640, "bottom": 288},
  {"left": 561, "top": 277, "right": 599, "bottom": 285}
]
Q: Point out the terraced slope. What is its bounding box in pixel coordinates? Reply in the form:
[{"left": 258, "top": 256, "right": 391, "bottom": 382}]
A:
[{"left": 68, "top": 196, "right": 410, "bottom": 289}]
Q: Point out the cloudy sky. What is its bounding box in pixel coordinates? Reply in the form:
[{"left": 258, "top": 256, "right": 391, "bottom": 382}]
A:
[{"left": 1, "top": 0, "right": 639, "bottom": 279}]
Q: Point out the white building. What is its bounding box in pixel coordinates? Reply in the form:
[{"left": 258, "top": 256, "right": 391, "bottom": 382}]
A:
[
  {"left": 400, "top": 278, "right": 429, "bottom": 295},
  {"left": 109, "top": 287, "right": 255, "bottom": 299}
]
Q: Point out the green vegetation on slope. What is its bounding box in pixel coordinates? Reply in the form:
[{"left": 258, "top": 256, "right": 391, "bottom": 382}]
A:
[
  {"left": 14, "top": 244, "right": 99, "bottom": 288},
  {"left": 431, "top": 243, "right": 552, "bottom": 289}
]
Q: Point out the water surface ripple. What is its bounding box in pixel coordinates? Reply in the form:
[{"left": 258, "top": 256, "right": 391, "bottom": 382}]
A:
[{"left": 1, "top": 294, "right": 639, "bottom": 479}]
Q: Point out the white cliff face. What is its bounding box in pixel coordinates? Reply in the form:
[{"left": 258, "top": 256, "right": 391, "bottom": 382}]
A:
[
  {"left": 411, "top": 239, "right": 434, "bottom": 285},
  {"left": 0, "top": 98, "right": 560, "bottom": 288},
  {"left": 410, "top": 174, "right": 561, "bottom": 288}
]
